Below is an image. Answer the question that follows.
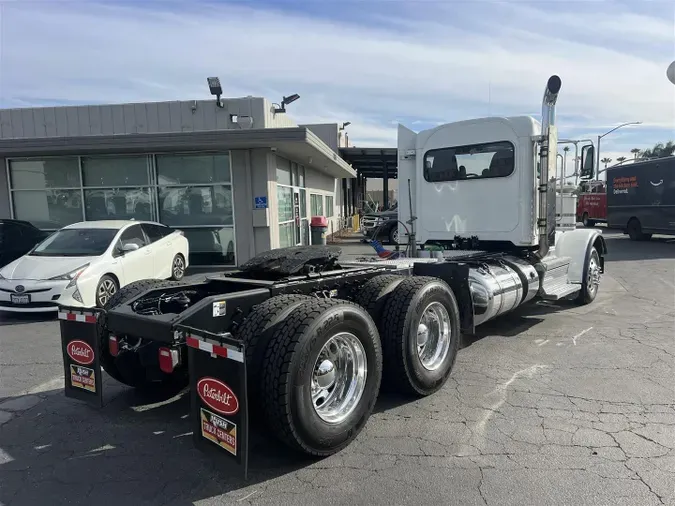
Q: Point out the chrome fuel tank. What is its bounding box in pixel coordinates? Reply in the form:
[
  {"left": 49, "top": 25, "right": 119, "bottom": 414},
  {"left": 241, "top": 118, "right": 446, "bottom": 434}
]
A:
[{"left": 469, "top": 256, "right": 540, "bottom": 326}]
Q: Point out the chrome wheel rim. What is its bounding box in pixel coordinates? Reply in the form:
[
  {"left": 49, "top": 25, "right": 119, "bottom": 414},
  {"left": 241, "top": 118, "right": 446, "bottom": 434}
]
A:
[
  {"left": 392, "top": 228, "right": 399, "bottom": 243},
  {"left": 173, "top": 256, "right": 185, "bottom": 278},
  {"left": 311, "top": 332, "right": 367, "bottom": 424},
  {"left": 416, "top": 302, "right": 451, "bottom": 371},
  {"left": 587, "top": 250, "right": 601, "bottom": 295},
  {"left": 98, "top": 279, "right": 117, "bottom": 306}
]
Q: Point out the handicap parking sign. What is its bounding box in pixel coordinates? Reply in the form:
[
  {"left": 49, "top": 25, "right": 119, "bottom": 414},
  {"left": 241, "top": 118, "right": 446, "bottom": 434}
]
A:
[{"left": 254, "top": 196, "right": 268, "bottom": 209}]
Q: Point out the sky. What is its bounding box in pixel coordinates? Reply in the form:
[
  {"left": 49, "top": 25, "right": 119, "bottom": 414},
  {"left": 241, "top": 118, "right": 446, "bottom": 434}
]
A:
[{"left": 0, "top": 0, "right": 673, "bottom": 179}]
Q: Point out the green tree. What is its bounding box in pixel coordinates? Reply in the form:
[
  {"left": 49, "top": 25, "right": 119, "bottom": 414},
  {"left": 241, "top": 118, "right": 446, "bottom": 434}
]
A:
[
  {"left": 601, "top": 157, "right": 612, "bottom": 168},
  {"left": 616, "top": 156, "right": 627, "bottom": 164},
  {"left": 630, "top": 148, "right": 641, "bottom": 159},
  {"left": 640, "top": 141, "right": 675, "bottom": 159}
]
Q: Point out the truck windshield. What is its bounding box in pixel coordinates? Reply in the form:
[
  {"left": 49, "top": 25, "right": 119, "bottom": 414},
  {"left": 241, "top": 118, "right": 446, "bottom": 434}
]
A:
[
  {"left": 424, "top": 141, "right": 515, "bottom": 182},
  {"left": 29, "top": 228, "right": 119, "bottom": 257}
]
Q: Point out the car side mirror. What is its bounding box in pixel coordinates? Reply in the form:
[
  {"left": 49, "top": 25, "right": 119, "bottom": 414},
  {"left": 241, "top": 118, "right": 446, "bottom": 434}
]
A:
[
  {"left": 121, "top": 242, "right": 140, "bottom": 253},
  {"left": 580, "top": 145, "right": 595, "bottom": 179}
]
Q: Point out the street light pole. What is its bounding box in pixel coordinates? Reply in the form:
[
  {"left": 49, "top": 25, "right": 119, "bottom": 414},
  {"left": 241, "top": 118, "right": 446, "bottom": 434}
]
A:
[{"left": 596, "top": 121, "right": 642, "bottom": 178}]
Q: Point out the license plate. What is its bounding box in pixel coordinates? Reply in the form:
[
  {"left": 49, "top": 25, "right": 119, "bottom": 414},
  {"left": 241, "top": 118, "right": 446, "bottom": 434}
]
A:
[{"left": 10, "top": 294, "right": 30, "bottom": 305}]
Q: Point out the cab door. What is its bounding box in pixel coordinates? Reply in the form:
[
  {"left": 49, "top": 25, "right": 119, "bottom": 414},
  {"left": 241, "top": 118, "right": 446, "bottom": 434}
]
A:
[{"left": 113, "top": 224, "right": 154, "bottom": 284}]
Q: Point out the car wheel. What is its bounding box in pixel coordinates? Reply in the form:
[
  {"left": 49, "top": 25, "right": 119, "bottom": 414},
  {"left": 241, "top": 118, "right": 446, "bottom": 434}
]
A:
[
  {"left": 389, "top": 226, "right": 399, "bottom": 245},
  {"left": 170, "top": 254, "right": 186, "bottom": 281},
  {"left": 95, "top": 275, "right": 118, "bottom": 308},
  {"left": 582, "top": 212, "right": 589, "bottom": 227}
]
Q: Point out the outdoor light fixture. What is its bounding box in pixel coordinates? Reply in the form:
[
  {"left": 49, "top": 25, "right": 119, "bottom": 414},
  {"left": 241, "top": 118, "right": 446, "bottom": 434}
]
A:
[
  {"left": 596, "top": 121, "right": 642, "bottom": 176},
  {"left": 207, "top": 77, "right": 224, "bottom": 108},
  {"left": 340, "top": 121, "right": 351, "bottom": 130},
  {"left": 274, "top": 94, "right": 300, "bottom": 113}
]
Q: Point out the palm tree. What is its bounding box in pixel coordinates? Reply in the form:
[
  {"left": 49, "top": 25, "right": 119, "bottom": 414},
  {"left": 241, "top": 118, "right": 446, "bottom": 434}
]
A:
[
  {"left": 601, "top": 157, "right": 612, "bottom": 168},
  {"left": 640, "top": 141, "right": 675, "bottom": 159},
  {"left": 562, "top": 146, "right": 570, "bottom": 175},
  {"left": 630, "top": 148, "right": 641, "bottom": 159},
  {"left": 616, "top": 156, "right": 627, "bottom": 164}
]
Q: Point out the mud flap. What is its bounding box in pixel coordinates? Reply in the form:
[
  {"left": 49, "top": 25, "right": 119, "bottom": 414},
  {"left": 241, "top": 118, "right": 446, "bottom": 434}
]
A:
[
  {"left": 184, "top": 328, "right": 249, "bottom": 479},
  {"left": 58, "top": 307, "right": 103, "bottom": 408}
]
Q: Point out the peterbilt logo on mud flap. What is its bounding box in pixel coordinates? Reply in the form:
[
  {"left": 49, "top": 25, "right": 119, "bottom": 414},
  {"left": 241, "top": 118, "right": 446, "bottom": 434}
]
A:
[
  {"left": 197, "top": 377, "right": 239, "bottom": 415},
  {"left": 67, "top": 340, "right": 95, "bottom": 365}
]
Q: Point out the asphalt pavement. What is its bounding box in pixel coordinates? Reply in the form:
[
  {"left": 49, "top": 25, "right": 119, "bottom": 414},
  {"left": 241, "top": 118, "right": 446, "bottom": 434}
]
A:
[{"left": 1, "top": 229, "right": 673, "bottom": 506}]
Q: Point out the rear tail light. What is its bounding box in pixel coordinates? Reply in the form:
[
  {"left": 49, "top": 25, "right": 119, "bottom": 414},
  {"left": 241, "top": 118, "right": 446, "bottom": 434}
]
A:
[
  {"left": 158, "top": 347, "right": 180, "bottom": 374},
  {"left": 109, "top": 335, "right": 119, "bottom": 357}
]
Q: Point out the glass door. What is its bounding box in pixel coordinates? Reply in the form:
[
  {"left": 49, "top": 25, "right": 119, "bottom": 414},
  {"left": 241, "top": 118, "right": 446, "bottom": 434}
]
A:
[
  {"left": 293, "top": 190, "right": 301, "bottom": 245},
  {"left": 299, "top": 189, "right": 309, "bottom": 245}
]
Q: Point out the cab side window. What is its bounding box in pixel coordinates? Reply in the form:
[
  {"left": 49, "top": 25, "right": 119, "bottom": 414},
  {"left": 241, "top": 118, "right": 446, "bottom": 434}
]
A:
[{"left": 118, "top": 225, "right": 148, "bottom": 250}]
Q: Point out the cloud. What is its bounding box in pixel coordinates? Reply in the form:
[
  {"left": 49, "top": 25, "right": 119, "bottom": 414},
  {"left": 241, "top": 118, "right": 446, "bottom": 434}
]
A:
[{"left": 0, "top": 0, "right": 673, "bottom": 153}]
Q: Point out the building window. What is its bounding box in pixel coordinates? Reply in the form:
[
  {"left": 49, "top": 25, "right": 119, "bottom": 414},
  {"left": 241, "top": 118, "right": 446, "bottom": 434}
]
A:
[
  {"left": 156, "top": 153, "right": 231, "bottom": 185},
  {"left": 81, "top": 155, "right": 149, "bottom": 187},
  {"left": 81, "top": 155, "right": 153, "bottom": 222},
  {"left": 156, "top": 153, "right": 235, "bottom": 266},
  {"left": 298, "top": 164, "right": 306, "bottom": 187},
  {"left": 278, "top": 222, "right": 295, "bottom": 248},
  {"left": 180, "top": 227, "right": 235, "bottom": 266},
  {"left": 8, "top": 157, "right": 83, "bottom": 229},
  {"left": 276, "top": 156, "right": 292, "bottom": 186},
  {"left": 7, "top": 151, "right": 236, "bottom": 267},
  {"left": 84, "top": 188, "right": 153, "bottom": 221},
  {"left": 325, "top": 195, "right": 334, "bottom": 217},
  {"left": 423, "top": 141, "right": 515, "bottom": 182},
  {"left": 310, "top": 194, "right": 324, "bottom": 216},
  {"left": 277, "top": 184, "right": 297, "bottom": 247}
]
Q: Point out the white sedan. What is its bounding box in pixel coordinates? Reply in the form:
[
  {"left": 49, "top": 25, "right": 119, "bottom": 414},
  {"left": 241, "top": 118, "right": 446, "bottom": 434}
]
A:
[{"left": 0, "top": 220, "right": 189, "bottom": 312}]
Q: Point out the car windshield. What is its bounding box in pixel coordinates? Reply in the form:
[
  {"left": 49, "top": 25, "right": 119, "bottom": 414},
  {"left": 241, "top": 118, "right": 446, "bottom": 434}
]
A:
[{"left": 29, "top": 228, "right": 118, "bottom": 257}]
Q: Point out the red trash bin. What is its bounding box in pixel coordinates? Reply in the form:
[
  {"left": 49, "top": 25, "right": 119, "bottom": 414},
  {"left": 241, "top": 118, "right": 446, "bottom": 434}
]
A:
[{"left": 310, "top": 216, "right": 328, "bottom": 245}]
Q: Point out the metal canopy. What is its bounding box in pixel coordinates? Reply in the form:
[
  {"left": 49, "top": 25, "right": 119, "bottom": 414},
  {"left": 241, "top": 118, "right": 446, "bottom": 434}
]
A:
[
  {"left": 0, "top": 127, "right": 357, "bottom": 180},
  {"left": 339, "top": 147, "right": 398, "bottom": 179}
]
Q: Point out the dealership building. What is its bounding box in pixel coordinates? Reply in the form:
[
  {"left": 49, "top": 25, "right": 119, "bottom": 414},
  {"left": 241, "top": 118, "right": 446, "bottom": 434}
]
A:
[{"left": 0, "top": 94, "right": 380, "bottom": 268}]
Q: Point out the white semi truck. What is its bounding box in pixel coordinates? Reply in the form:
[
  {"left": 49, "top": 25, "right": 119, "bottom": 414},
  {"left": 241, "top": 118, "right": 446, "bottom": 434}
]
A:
[{"left": 57, "top": 75, "right": 605, "bottom": 476}]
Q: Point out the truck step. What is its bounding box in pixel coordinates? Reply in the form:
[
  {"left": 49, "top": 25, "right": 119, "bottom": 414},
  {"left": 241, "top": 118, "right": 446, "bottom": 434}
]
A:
[
  {"left": 540, "top": 255, "right": 571, "bottom": 273},
  {"left": 539, "top": 255, "right": 579, "bottom": 300},
  {"left": 539, "top": 280, "right": 581, "bottom": 300}
]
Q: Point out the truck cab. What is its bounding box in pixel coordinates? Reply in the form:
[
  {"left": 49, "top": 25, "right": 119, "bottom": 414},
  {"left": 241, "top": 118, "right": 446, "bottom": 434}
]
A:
[
  {"left": 576, "top": 180, "right": 607, "bottom": 227},
  {"left": 396, "top": 76, "right": 596, "bottom": 258}
]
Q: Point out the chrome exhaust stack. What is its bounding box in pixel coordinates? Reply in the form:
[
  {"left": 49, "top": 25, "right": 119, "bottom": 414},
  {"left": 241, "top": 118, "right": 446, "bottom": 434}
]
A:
[{"left": 537, "top": 75, "right": 562, "bottom": 259}]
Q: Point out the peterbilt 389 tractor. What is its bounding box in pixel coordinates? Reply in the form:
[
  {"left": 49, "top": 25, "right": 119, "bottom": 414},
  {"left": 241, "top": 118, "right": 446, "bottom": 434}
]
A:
[{"left": 58, "top": 75, "right": 606, "bottom": 475}]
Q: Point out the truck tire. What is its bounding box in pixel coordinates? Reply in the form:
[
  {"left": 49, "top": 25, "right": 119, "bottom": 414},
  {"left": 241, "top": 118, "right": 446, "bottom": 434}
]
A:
[
  {"left": 98, "top": 279, "right": 186, "bottom": 389},
  {"left": 260, "top": 298, "right": 382, "bottom": 456},
  {"left": 236, "top": 293, "right": 314, "bottom": 417},
  {"left": 381, "top": 276, "right": 460, "bottom": 396},
  {"left": 354, "top": 274, "right": 406, "bottom": 324},
  {"left": 627, "top": 218, "right": 652, "bottom": 241},
  {"left": 575, "top": 247, "right": 601, "bottom": 305}
]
